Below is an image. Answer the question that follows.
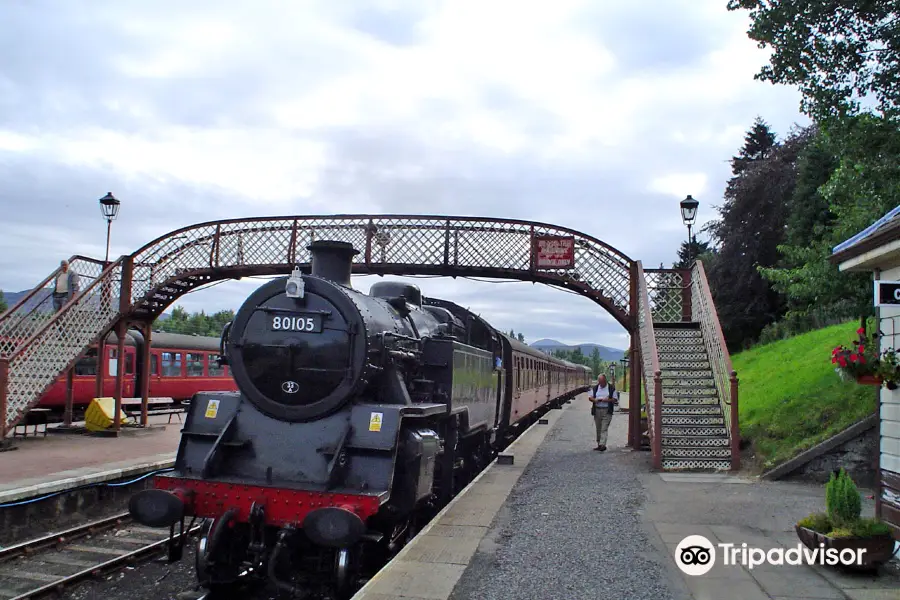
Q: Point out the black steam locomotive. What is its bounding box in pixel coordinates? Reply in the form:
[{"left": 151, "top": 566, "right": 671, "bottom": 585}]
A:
[{"left": 129, "top": 240, "right": 591, "bottom": 598}]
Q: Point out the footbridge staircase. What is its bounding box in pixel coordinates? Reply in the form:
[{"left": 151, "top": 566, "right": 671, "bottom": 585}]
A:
[{"left": 0, "top": 215, "right": 738, "bottom": 471}]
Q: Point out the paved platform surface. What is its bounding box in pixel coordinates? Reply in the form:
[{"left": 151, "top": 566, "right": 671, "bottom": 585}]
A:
[
  {"left": 354, "top": 393, "right": 900, "bottom": 600},
  {"left": 0, "top": 414, "right": 180, "bottom": 502}
]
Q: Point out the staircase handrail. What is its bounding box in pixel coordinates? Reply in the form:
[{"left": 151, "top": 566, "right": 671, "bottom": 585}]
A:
[
  {"left": 690, "top": 260, "right": 740, "bottom": 470},
  {"left": 0, "top": 255, "right": 105, "bottom": 325},
  {"left": 636, "top": 260, "right": 663, "bottom": 469},
  {"left": 8, "top": 257, "right": 124, "bottom": 362}
]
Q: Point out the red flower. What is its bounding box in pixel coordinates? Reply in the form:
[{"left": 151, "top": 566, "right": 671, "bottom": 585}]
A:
[
  {"left": 832, "top": 357, "right": 837, "bottom": 364},
  {"left": 859, "top": 355, "right": 866, "bottom": 364},
  {"left": 850, "top": 354, "right": 858, "bottom": 362},
  {"left": 858, "top": 345, "right": 865, "bottom": 353},
  {"left": 858, "top": 328, "right": 866, "bottom": 335},
  {"left": 838, "top": 357, "right": 848, "bottom": 367}
]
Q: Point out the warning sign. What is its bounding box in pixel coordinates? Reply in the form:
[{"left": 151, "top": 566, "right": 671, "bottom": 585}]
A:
[
  {"left": 369, "top": 412, "right": 383, "bottom": 432},
  {"left": 205, "top": 399, "right": 220, "bottom": 419}
]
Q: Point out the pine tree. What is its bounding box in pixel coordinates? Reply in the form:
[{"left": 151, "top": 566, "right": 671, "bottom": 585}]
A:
[
  {"left": 731, "top": 117, "right": 777, "bottom": 175},
  {"left": 0, "top": 290, "right": 6, "bottom": 314}
]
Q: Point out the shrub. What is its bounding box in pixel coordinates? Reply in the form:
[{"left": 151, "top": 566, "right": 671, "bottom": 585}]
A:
[
  {"left": 826, "top": 469, "right": 862, "bottom": 527},
  {"left": 851, "top": 517, "right": 892, "bottom": 537},
  {"left": 797, "top": 512, "right": 832, "bottom": 533}
]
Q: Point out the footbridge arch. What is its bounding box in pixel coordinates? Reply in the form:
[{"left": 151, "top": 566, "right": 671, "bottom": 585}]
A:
[{"left": 0, "top": 214, "right": 734, "bottom": 472}]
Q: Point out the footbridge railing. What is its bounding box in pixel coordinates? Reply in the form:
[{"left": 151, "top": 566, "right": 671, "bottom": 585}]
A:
[
  {"left": 635, "top": 261, "right": 663, "bottom": 469},
  {"left": 690, "top": 261, "right": 740, "bottom": 470}
]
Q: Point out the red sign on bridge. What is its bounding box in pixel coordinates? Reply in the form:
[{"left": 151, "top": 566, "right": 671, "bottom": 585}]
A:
[{"left": 533, "top": 235, "right": 575, "bottom": 269}]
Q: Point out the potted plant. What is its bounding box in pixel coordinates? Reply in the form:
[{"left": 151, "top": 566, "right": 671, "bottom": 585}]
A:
[
  {"left": 795, "top": 469, "right": 895, "bottom": 571},
  {"left": 831, "top": 327, "right": 899, "bottom": 389}
]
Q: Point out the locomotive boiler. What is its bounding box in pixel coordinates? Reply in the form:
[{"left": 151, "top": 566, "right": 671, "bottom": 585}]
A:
[{"left": 129, "top": 239, "right": 591, "bottom": 598}]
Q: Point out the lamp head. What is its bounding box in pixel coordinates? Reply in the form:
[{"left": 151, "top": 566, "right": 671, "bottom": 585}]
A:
[
  {"left": 680, "top": 194, "right": 699, "bottom": 226},
  {"left": 99, "top": 192, "right": 120, "bottom": 221}
]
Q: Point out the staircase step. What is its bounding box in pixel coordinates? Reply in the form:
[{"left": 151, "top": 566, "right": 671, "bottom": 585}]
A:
[
  {"left": 661, "top": 415, "right": 725, "bottom": 426},
  {"left": 653, "top": 322, "right": 700, "bottom": 330},
  {"left": 662, "top": 436, "right": 729, "bottom": 447},
  {"left": 654, "top": 328, "right": 703, "bottom": 338},
  {"left": 663, "top": 397, "right": 720, "bottom": 406},
  {"left": 658, "top": 352, "right": 708, "bottom": 362},
  {"left": 660, "top": 360, "right": 710, "bottom": 370},
  {"left": 662, "top": 459, "right": 732, "bottom": 471},
  {"left": 661, "top": 425, "right": 728, "bottom": 436},
  {"left": 662, "top": 380, "right": 716, "bottom": 389},
  {"left": 662, "top": 446, "right": 731, "bottom": 458},
  {"left": 663, "top": 387, "right": 717, "bottom": 398},
  {"left": 660, "top": 368, "right": 714, "bottom": 378},
  {"left": 661, "top": 404, "right": 722, "bottom": 415}
]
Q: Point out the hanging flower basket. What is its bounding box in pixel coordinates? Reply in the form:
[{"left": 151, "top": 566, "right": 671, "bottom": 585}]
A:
[
  {"left": 855, "top": 374, "right": 883, "bottom": 386},
  {"left": 831, "top": 326, "right": 900, "bottom": 390}
]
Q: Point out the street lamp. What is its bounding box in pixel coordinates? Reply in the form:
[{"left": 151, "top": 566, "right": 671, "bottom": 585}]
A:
[
  {"left": 680, "top": 194, "right": 699, "bottom": 264},
  {"left": 99, "top": 193, "right": 121, "bottom": 266}
]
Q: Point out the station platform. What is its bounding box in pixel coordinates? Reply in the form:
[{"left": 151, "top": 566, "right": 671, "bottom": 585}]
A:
[
  {"left": 0, "top": 414, "right": 180, "bottom": 504},
  {"left": 353, "top": 393, "right": 900, "bottom": 600}
]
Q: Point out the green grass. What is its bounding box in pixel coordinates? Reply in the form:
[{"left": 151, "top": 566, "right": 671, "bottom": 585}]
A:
[{"left": 733, "top": 320, "right": 878, "bottom": 471}]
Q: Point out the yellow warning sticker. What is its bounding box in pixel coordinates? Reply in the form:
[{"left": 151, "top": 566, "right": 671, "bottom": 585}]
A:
[
  {"left": 369, "top": 411, "right": 383, "bottom": 432},
  {"left": 205, "top": 399, "right": 220, "bottom": 419}
]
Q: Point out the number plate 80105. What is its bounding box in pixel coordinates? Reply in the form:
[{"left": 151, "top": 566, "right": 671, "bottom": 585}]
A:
[{"left": 269, "top": 314, "right": 323, "bottom": 333}]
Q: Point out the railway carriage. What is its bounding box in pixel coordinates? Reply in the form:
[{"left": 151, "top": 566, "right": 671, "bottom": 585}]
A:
[
  {"left": 129, "top": 240, "right": 591, "bottom": 599},
  {"left": 36, "top": 331, "right": 237, "bottom": 415}
]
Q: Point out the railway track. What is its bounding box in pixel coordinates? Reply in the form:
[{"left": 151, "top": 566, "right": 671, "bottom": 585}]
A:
[{"left": 0, "top": 511, "right": 200, "bottom": 600}]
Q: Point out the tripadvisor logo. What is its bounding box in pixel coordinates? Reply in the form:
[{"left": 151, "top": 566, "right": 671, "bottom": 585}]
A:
[{"left": 674, "top": 535, "right": 867, "bottom": 576}]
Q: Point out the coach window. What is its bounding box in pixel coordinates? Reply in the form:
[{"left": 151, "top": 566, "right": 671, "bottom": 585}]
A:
[
  {"left": 208, "top": 354, "right": 225, "bottom": 377},
  {"left": 187, "top": 353, "right": 204, "bottom": 377},
  {"left": 151, "top": 354, "right": 159, "bottom": 376},
  {"left": 125, "top": 352, "right": 134, "bottom": 375},
  {"left": 74, "top": 349, "right": 98, "bottom": 376},
  {"left": 161, "top": 352, "right": 183, "bottom": 377}
]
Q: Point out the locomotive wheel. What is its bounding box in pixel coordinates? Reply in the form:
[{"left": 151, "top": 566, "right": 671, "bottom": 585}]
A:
[
  {"left": 334, "top": 547, "right": 362, "bottom": 600},
  {"left": 195, "top": 517, "right": 245, "bottom": 595}
]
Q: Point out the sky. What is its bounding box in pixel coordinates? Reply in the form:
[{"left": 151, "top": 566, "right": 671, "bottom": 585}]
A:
[{"left": 0, "top": 0, "right": 808, "bottom": 350}]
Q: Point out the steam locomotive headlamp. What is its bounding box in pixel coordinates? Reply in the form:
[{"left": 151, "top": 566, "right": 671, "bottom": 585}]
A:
[
  {"left": 285, "top": 266, "right": 305, "bottom": 299},
  {"left": 128, "top": 488, "right": 191, "bottom": 528}
]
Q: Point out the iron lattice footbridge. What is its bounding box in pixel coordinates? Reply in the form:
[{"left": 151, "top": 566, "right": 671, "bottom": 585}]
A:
[{"left": 0, "top": 215, "right": 739, "bottom": 471}]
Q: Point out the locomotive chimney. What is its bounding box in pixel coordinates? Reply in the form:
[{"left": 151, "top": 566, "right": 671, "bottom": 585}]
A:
[{"left": 307, "top": 240, "right": 359, "bottom": 286}]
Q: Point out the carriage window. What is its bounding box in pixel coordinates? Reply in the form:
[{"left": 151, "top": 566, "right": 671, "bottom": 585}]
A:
[
  {"left": 151, "top": 354, "right": 159, "bottom": 375},
  {"left": 208, "top": 354, "right": 225, "bottom": 377},
  {"left": 161, "top": 352, "right": 183, "bottom": 377},
  {"left": 74, "top": 349, "right": 98, "bottom": 376},
  {"left": 108, "top": 348, "right": 118, "bottom": 377},
  {"left": 125, "top": 353, "right": 134, "bottom": 375},
  {"left": 186, "top": 353, "right": 204, "bottom": 377}
]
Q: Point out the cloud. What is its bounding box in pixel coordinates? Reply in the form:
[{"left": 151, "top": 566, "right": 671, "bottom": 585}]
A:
[{"left": 0, "top": 0, "right": 808, "bottom": 349}]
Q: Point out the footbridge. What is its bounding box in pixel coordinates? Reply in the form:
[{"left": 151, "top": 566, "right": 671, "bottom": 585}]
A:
[{"left": 0, "top": 215, "right": 739, "bottom": 471}]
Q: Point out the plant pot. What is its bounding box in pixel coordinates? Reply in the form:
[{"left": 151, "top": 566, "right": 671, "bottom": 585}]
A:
[
  {"left": 855, "top": 374, "right": 883, "bottom": 386},
  {"left": 795, "top": 525, "right": 896, "bottom": 570}
]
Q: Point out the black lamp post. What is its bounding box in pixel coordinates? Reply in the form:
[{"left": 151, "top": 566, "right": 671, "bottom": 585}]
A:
[
  {"left": 99, "top": 193, "right": 121, "bottom": 266},
  {"left": 680, "top": 194, "right": 699, "bottom": 265}
]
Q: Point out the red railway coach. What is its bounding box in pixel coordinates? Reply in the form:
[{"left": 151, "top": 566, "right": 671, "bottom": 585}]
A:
[{"left": 37, "top": 330, "right": 237, "bottom": 413}]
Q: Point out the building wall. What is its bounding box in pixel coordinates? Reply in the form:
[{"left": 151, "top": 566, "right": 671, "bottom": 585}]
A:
[{"left": 877, "top": 265, "right": 900, "bottom": 538}]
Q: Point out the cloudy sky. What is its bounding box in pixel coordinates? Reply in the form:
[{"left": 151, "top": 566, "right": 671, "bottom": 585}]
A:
[{"left": 0, "top": 0, "right": 807, "bottom": 350}]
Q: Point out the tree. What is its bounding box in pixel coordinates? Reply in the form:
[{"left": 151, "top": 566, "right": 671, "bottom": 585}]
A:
[
  {"left": 705, "top": 119, "right": 808, "bottom": 349},
  {"left": 731, "top": 117, "right": 777, "bottom": 174},
  {"left": 727, "top": 0, "right": 900, "bottom": 122},
  {"left": 760, "top": 114, "right": 900, "bottom": 319},
  {"left": 673, "top": 239, "right": 712, "bottom": 269},
  {"left": 516, "top": 332, "right": 525, "bottom": 343},
  {"left": 154, "top": 306, "right": 235, "bottom": 337},
  {"left": 590, "top": 347, "right": 601, "bottom": 377},
  {"left": 0, "top": 290, "right": 6, "bottom": 314}
]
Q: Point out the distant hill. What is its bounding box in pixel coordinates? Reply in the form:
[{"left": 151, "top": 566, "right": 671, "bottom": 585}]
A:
[{"left": 530, "top": 339, "right": 625, "bottom": 361}]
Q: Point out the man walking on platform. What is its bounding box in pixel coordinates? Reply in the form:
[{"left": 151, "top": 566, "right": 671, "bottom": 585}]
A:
[
  {"left": 589, "top": 374, "right": 618, "bottom": 451},
  {"left": 52, "top": 260, "right": 80, "bottom": 312}
]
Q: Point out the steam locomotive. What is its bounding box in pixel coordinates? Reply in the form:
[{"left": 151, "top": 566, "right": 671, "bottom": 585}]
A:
[{"left": 129, "top": 240, "right": 591, "bottom": 598}]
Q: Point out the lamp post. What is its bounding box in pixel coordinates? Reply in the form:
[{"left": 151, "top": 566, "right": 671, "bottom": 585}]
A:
[
  {"left": 621, "top": 354, "right": 629, "bottom": 391},
  {"left": 680, "top": 194, "right": 699, "bottom": 265},
  {"left": 99, "top": 192, "right": 121, "bottom": 266}
]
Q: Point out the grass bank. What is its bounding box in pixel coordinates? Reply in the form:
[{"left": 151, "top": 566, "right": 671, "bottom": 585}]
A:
[{"left": 732, "top": 320, "right": 877, "bottom": 471}]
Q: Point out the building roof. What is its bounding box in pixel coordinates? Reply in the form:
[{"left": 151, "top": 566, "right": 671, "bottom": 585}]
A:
[{"left": 829, "top": 205, "right": 900, "bottom": 268}]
